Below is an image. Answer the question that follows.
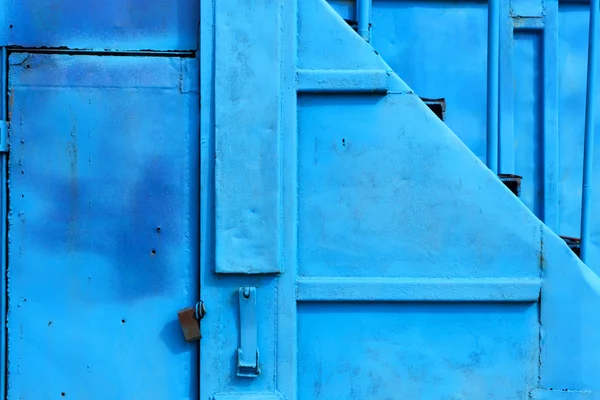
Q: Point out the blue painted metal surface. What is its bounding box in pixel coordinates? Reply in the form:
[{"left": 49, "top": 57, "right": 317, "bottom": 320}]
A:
[
  {"left": 581, "top": 0, "right": 599, "bottom": 264},
  {"left": 0, "top": 45, "right": 8, "bottom": 400},
  {"left": 0, "top": 0, "right": 199, "bottom": 51},
  {"left": 357, "top": 0, "right": 372, "bottom": 42},
  {"left": 365, "top": 0, "right": 600, "bottom": 269},
  {"left": 6, "top": 53, "right": 199, "bottom": 399},
  {"left": 237, "top": 287, "right": 260, "bottom": 378},
  {"left": 487, "top": 0, "right": 500, "bottom": 174},
  {"left": 214, "top": 0, "right": 282, "bottom": 274},
  {"left": 1, "top": 0, "right": 600, "bottom": 399}
]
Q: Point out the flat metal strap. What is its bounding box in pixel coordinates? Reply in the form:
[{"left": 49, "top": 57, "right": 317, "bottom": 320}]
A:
[
  {"left": 237, "top": 287, "right": 260, "bottom": 377},
  {"left": 214, "top": 0, "right": 282, "bottom": 274}
]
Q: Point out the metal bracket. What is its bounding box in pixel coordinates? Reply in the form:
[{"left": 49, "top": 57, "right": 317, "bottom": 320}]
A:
[
  {"left": 0, "top": 121, "right": 7, "bottom": 153},
  {"left": 237, "top": 287, "right": 260, "bottom": 378}
]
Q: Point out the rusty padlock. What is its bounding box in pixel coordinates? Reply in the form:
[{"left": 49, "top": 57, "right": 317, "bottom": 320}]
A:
[{"left": 177, "top": 301, "right": 205, "bottom": 342}]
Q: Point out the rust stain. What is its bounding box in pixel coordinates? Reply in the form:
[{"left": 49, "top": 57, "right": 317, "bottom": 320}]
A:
[{"left": 8, "top": 88, "right": 15, "bottom": 121}]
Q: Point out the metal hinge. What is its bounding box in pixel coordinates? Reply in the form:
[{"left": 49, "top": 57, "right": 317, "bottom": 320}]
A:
[{"left": 0, "top": 121, "right": 7, "bottom": 153}]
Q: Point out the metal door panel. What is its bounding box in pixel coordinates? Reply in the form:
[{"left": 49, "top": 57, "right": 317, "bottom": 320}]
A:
[
  {"left": 6, "top": 53, "right": 199, "bottom": 399},
  {"left": 0, "top": 0, "right": 199, "bottom": 51},
  {"left": 298, "top": 303, "right": 538, "bottom": 399},
  {"left": 196, "top": 0, "right": 600, "bottom": 397}
]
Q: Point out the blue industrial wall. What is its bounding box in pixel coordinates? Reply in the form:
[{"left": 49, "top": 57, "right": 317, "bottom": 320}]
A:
[
  {"left": 0, "top": 0, "right": 599, "bottom": 399},
  {"left": 293, "top": 1, "right": 600, "bottom": 397},
  {"left": 330, "top": 0, "right": 600, "bottom": 273}
]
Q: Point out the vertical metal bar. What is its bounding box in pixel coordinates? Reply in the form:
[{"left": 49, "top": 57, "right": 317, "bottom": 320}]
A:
[
  {"left": 198, "top": 0, "right": 218, "bottom": 396},
  {"left": 196, "top": 1, "right": 203, "bottom": 394},
  {"left": 1, "top": 48, "right": 5, "bottom": 120},
  {"left": 487, "top": 0, "right": 500, "bottom": 173},
  {"left": 277, "top": 0, "right": 298, "bottom": 396},
  {"left": 543, "top": 0, "right": 560, "bottom": 233},
  {"left": 499, "top": 1, "right": 515, "bottom": 175},
  {"left": 0, "top": 45, "right": 7, "bottom": 400},
  {"left": 581, "top": 0, "right": 599, "bottom": 263},
  {"left": 357, "top": 0, "right": 371, "bottom": 42}
]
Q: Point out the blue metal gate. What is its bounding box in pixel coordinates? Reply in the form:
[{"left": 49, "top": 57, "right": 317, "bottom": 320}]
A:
[{"left": 1, "top": 0, "right": 600, "bottom": 399}]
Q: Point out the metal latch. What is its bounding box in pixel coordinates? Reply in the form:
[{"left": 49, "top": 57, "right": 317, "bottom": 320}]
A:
[
  {"left": 0, "top": 121, "right": 7, "bottom": 153},
  {"left": 177, "top": 301, "right": 206, "bottom": 342},
  {"left": 237, "top": 287, "right": 260, "bottom": 377}
]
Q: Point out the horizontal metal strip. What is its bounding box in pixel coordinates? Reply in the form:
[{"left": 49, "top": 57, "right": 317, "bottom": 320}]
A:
[
  {"left": 531, "top": 389, "right": 594, "bottom": 399},
  {"left": 296, "top": 69, "right": 388, "bottom": 93},
  {"left": 512, "top": 17, "right": 545, "bottom": 30},
  {"left": 557, "top": 0, "right": 593, "bottom": 3},
  {"left": 296, "top": 277, "right": 541, "bottom": 302},
  {"left": 212, "top": 394, "right": 283, "bottom": 400},
  {"left": 7, "top": 47, "right": 196, "bottom": 58}
]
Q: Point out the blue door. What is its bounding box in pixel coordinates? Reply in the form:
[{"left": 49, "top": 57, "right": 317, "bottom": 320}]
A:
[
  {"left": 6, "top": 53, "right": 200, "bottom": 399},
  {"left": 197, "top": 0, "right": 599, "bottom": 399}
]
